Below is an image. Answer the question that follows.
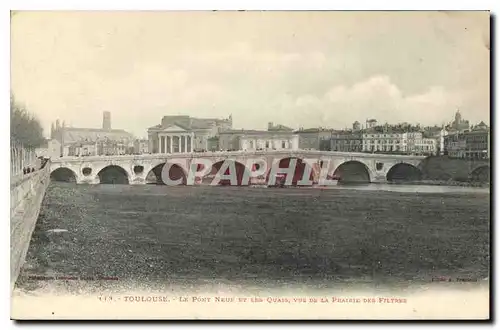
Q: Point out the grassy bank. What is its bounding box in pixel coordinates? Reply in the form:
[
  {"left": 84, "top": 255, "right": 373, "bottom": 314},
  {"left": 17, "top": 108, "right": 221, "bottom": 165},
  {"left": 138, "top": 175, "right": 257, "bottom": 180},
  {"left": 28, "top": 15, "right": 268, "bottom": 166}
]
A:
[{"left": 17, "top": 183, "right": 490, "bottom": 292}]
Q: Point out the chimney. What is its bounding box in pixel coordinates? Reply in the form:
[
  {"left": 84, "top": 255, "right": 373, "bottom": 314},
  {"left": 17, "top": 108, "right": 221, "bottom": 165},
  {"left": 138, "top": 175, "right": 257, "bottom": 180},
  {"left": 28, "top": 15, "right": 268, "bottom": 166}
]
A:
[{"left": 103, "top": 111, "right": 111, "bottom": 130}]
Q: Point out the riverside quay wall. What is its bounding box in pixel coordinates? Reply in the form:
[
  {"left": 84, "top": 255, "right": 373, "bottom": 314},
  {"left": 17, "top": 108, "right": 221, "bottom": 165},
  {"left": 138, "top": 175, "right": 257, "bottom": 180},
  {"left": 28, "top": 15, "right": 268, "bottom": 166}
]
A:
[
  {"left": 10, "top": 164, "right": 51, "bottom": 291},
  {"left": 419, "top": 156, "right": 490, "bottom": 182}
]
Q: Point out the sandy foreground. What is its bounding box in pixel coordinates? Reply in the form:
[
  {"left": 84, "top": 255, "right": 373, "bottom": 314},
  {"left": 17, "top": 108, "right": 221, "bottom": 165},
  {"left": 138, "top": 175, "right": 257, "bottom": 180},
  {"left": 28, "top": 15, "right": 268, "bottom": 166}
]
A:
[
  {"left": 13, "top": 184, "right": 490, "bottom": 319},
  {"left": 11, "top": 280, "right": 490, "bottom": 320}
]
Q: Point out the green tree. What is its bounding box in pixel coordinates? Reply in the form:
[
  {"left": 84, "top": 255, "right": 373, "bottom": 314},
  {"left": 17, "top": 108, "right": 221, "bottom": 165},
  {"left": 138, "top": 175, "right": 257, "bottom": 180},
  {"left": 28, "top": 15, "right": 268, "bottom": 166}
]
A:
[{"left": 10, "top": 95, "right": 45, "bottom": 148}]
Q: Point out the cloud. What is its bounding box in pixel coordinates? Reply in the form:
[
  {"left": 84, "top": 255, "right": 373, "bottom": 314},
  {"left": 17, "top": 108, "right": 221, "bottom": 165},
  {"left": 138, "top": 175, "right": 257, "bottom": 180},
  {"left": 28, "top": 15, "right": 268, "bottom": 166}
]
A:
[
  {"left": 259, "top": 75, "right": 484, "bottom": 130},
  {"left": 10, "top": 11, "right": 489, "bottom": 138}
]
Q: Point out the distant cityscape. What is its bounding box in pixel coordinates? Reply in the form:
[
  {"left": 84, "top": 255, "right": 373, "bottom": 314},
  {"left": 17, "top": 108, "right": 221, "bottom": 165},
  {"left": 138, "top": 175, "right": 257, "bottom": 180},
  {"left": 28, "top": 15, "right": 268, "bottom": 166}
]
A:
[{"left": 36, "top": 109, "right": 490, "bottom": 160}]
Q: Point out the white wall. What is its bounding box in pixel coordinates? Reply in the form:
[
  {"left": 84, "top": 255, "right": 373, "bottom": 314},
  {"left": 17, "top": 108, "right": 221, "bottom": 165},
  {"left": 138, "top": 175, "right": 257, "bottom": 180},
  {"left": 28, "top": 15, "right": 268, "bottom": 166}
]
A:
[
  {"left": 193, "top": 131, "right": 210, "bottom": 151},
  {"left": 239, "top": 135, "right": 299, "bottom": 151},
  {"left": 48, "top": 139, "right": 61, "bottom": 158}
]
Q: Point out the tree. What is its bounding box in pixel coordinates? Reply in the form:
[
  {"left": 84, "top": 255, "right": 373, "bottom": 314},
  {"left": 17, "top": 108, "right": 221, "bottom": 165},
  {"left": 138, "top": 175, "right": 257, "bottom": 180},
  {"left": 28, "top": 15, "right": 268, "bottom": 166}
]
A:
[{"left": 10, "top": 94, "right": 45, "bottom": 148}]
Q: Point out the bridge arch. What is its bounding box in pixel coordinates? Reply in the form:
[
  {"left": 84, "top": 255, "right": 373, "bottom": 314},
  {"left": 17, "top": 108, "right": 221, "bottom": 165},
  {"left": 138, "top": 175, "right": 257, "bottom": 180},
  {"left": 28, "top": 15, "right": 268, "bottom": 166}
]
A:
[
  {"left": 205, "top": 159, "right": 250, "bottom": 186},
  {"left": 386, "top": 163, "right": 423, "bottom": 182},
  {"left": 145, "top": 163, "right": 188, "bottom": 185},
  {"left": 265, "top": 157, "right": 315, "bottom": 186},
  {"left": 50, "top": 167, "right": 77, "bottom": 183},
  {"left": 470, "top": 165, "right": 490, "bottom": 183},
  {"left": 96, "top": 165, "right": 130, "bottom": 184},
  {"left": 332, "top": 160, "right": 372, "bottom": 183}
]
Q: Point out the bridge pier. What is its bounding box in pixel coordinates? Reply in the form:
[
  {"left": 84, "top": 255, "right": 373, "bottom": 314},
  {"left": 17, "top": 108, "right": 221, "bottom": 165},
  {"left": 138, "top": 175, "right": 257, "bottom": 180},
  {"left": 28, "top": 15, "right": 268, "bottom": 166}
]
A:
[
  {"left": 77, "top": 177, "right": 100, "bottom": 184},
  {"left": 130, "top": 177, "right": 147, "bottom": 185},
  {"left": 370, "top": 175, "right": 388, "bottom": 184}
]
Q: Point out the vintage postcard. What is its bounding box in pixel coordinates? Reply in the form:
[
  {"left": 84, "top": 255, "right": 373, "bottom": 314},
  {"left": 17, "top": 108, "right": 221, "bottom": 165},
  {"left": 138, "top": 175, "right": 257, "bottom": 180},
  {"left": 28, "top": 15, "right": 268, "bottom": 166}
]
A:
[{"left": 10, "top": 10, "right": 490, "bottom": 320}]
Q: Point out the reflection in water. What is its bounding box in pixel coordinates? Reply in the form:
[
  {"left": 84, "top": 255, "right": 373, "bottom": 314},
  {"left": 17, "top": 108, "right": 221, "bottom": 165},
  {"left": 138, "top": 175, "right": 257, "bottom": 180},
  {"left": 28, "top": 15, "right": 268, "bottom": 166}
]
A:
[{"left": 318, "top": 183, "right": 489, "bottom": 194}]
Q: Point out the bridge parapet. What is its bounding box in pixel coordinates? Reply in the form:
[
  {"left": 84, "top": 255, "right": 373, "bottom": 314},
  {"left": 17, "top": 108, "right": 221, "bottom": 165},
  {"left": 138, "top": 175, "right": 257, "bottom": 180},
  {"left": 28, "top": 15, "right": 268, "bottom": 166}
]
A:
[{"left": 51, "top": 149, "right": 427, "bottom": 163}]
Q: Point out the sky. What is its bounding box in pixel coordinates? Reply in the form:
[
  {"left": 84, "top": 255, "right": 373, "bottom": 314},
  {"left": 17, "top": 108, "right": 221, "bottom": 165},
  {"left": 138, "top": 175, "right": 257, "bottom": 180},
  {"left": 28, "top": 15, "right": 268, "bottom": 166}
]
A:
[{"left": 11, "top": 11, "right": 490, "bottom": 138}]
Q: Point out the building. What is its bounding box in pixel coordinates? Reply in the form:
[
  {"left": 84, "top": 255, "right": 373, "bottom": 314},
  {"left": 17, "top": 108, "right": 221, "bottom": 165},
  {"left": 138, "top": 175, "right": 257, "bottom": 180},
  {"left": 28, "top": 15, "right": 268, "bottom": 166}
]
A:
[
  {"left": 58, "top": 129, "right": 134, "bottom": 156},
  {"left": 359, "top": 122, "right": 439, "bottom": 156},
  {"left": 463, "top": 130, "right": 490, "bottom": 159},
  {"left": 207, "top": 137, "right": 219, "bottom": 152},
  {"left": 45, "top": 139, "right": 62, "bottom": 158},
  {"left": 472, "top": 121, "right": 488, "bottom": 131},
  {"left": 366, "top": 119, "right": 378, "bottom": 129},
  {"left": 423, "top": 126, "right": 448, "bottom": 156},
  {"left": 361, "top": 130, "right": 436, "bottom": 156},
  {"left": 488, "top": 127, "right": 491, "bottom": 159},
  {"left": 352, "top": 121, "right": 361, "bottom": 131},
  {"left": 411, "top": 134, "right": 437, "bottom": 156},
  {"left": 362, "top": 132, "right": 405, "bottom": 153},
  {"left": 133, "top": 139, "right": 149, "bottom": 154},
  {"left": 240, "top": 132, "right": 299, "bottom": 151},
  {"left": 446, "top": 109, "right": 470, "bottom": 133},
  {"left": 330, "top": 131, "right": 363, "bottom": 152},
  {"left": 69, "top": 140, "right": 98, "bottom": 157},
  {"left": 295, "top": 128, "right": 333, "bottom": 150},
  {"left": 147, "top": 115, "right": 233, "bottom": 153},
  {"left": 444, "top": 133, "right": 467, "bottom": 158},
  {"left": 218, "top": 129, "right": 299, "bottom": 151},
  {"left": 268, "top": 122, "right": 294, "bottom": 132},
  {"left": 102, "top": 111, "right": 111, "bottom": 130},
  {"left": 444, "top": 122, "right": 489, "bottom": 159},
  {"left": 96, "top": 139, "right": 133, "bottom": 156},
  {"left": 427, "top": 128, "right": 448, "bottom": 156},
  {"left": 405, "top": 132, "right": 419, "bottom": 153},
  {"left": 319, "top": 139, "right": 331, "bottom": 151},
  {"left": 216, "top": 122, "right": 296, "bottom": 151},
  {"left": 218, "top": 130, "right": 241, "bottom": 151},
  {"left": 50, "top": 112, "right": 135, "bottom": 157}
]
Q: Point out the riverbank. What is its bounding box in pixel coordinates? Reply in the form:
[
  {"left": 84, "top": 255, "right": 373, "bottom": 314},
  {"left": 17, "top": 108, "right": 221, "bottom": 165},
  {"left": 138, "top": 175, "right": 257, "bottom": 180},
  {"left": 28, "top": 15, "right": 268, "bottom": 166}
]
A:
[{"left": 386, "top": 180, "right": 490, "bottom": 188}]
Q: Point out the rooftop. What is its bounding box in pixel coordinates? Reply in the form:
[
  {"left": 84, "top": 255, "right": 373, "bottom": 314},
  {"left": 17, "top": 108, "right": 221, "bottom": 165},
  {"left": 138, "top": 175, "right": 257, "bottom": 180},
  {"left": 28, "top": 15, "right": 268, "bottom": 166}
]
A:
[
  {"left": 294, "top": 128, "right": 333, "bottom": 133},
  {"left": 149, "top": 115, "right": 232, "bottom": 131},
  {"left": 219, "top": 129, "right": 296, "bottom": 135},
  {"left": 57, "top": 127, "right": 135, "bottom": 144}
]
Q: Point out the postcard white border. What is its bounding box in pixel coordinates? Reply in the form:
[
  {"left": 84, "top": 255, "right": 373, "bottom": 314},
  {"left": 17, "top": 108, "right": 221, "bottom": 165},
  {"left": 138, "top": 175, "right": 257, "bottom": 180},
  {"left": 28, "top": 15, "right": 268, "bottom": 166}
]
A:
[{"left": 3, "top": 0, "right": 497, "bottom": 327}]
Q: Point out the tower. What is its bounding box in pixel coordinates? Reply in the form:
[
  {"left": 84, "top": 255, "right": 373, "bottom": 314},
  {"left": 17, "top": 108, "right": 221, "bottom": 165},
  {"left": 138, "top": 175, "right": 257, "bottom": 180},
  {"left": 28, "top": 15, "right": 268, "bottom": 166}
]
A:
[
  {"left": 454, "top": 109, "right": 462, "bottom": 127},
  {"left": 103, "top": 111, "right": 111, "bottom": 130}
]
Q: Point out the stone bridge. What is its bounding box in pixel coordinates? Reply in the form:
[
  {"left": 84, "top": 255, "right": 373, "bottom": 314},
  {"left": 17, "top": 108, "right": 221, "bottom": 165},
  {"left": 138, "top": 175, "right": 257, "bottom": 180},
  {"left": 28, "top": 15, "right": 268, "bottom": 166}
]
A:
[{"left": 50, "top": 150, "right": 429, "bottom": 185}]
